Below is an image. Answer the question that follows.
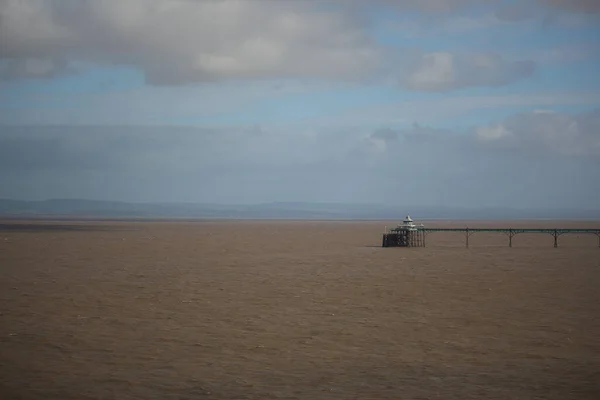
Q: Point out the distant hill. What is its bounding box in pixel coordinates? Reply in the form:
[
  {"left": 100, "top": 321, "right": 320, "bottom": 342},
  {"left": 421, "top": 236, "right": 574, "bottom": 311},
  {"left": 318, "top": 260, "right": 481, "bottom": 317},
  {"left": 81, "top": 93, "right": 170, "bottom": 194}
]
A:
[{"left": 0, "top": 199, "right": 599, "bottom": 220}]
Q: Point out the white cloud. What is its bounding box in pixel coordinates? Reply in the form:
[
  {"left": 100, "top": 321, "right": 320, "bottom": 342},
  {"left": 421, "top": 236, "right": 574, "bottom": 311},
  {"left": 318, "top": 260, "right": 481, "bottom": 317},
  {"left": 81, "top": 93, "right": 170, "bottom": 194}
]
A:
[{"left": 476, "top": 124, "right": 514, "bottom": 141}]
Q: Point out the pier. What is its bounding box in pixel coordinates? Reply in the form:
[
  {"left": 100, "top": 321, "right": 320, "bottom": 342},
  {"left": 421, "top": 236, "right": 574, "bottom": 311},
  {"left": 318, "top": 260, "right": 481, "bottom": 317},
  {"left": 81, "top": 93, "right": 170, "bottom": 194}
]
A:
[{"left": 382, "top": 216, "right": 600, "bottom": 248}]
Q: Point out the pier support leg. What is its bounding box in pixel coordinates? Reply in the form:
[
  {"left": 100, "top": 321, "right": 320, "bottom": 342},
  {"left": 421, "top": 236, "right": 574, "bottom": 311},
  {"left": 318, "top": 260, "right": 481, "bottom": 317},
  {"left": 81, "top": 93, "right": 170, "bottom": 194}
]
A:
[
  {"left": 508, "top": 229, "right": 513, "bottom": 248},
  {"left": 553, "top": 230, "right": 558, "bottom": 248}
]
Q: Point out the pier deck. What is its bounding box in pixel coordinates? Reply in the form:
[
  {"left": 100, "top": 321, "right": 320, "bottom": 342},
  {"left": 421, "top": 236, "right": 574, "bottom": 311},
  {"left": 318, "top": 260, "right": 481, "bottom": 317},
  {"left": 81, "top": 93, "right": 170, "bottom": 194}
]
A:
[{"left": 384, "top": 226, "right": 600, "bottom": 248}]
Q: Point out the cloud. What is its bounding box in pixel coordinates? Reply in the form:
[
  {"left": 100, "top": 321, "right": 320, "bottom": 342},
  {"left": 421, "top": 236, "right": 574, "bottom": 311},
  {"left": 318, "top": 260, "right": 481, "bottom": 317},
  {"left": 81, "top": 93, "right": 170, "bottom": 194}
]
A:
[
  {"left": 0, "top": 126, "right": 206, "bottom": 171},
  {"left": 303, "top": 90, "right": 600, "bottom": 130},
  {"left": 527, "top": 43, "right": 600, "bottom": 65},
  {"left": 1, "top": 109, "right": 599, "bottom": 206},
  {"left": 474, "top": 108, "right": 600, "bottom": 156},
  {"left": 368, "top": 0, "right": 493, "bottom": 13},
  {"left": 540, "top": 0, "right": 600, "bottom": 13},
  {"left": 494, "top": 3, "right": 535, "bottom": 21},
  {"left": 0, "top": 125, "right": 354, "bottom": 174},
  {"left": 0, "top": 58, "right": 71, "bottom": 79},
  {"left": 0, "top": 79, "right": 339, "bottom": 126},
  {"left": 492, "top": 1, "right": 600, "bottom": 22},
  {"left": 366, "top": 128, "right": 399, "bottom": 153},
  {"left": 475, "top": 123, "right": 515, "bottom": 141},
  {"left": 359, "top": 108, "right": 600, "bottom": 159},
  {"left": 401, "top": 52, "right": 536, "bottom": 91},
  {"left": 371, "top": 127, "right": 398, "bottom": 141},
  {"left": 0, "top": 0, "right": 556, "bottom": 90},
  {"left": 0, "top": 0, "right": 381, "bottom": 83}
]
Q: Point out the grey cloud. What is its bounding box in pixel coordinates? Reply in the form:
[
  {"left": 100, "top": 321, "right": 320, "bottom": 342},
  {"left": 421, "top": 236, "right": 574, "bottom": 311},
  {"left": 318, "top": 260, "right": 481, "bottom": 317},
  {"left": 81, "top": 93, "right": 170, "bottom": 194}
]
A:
[
  {"left": 1, "top": 0, "right": 544, "bottom": 91},
  {"left": 474, "top": 108, "right": 600, "bottom": 157},
  {"left": 0, "top": 125, "right": 376, "bottom": 203},
  {"left": 4, "top": 109, "right": 593, "bottom": 180},
  {"left": 376, "top": 0, "right": 600, "bottom": 13},
  {"left": 364, "top": 114, "right": 600, "bottom": 208},
  {"left": 370, "top": 128, "right": 398, "bottom": 143},
  {"left": 1, "top": 110, "right": 599, "bottom": 207},
  {"left": 0, "top": 125, "right": 351, "bottom": 174},
  {"left": 366, "top": 109, "right": 600, "bottom": 160},
  {"left": 366, "top": 0, "right": 501, "bottom": 13},
  {"left": 0, "top": 58, "right": 71, "bottom": 79},
  {"left": 540, "top": 0, "right": 600, "bottom": 12},
  {"left": 359, "top": 108, "right": 600, "bottom": 160},
  {"left": 494, "top": 4, "right": 535, "bottom": 21},
  {"left": 0, "top": 0, "right": 381, "bottom": 83},
  {"left": 401, "top": 52, "right": 536, "bottom": 91},
  {"left": 493, "top": 1, "right": 599, "bottom": 22},
  {"left": 366, "top": 124, "right": 464, "bottom": 155}
]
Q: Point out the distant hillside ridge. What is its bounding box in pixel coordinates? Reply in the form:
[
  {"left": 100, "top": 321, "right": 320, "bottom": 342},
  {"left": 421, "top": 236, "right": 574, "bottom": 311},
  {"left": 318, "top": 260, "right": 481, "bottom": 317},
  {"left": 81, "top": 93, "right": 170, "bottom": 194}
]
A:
[{"left": 1, "top": 198, "right": 599, "bottom": 220}]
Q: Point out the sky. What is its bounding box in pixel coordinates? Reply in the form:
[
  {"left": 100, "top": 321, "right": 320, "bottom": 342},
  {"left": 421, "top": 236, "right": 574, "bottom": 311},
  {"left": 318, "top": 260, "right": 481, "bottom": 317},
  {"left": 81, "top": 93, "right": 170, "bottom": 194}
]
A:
[{"left": 0, "top": 0, "right": 599, "bottom": 209}]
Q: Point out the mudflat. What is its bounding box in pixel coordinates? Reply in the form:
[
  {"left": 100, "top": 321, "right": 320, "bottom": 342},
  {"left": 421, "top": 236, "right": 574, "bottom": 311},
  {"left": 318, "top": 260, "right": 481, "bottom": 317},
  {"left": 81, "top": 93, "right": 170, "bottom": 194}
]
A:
[{"left": 1, "top": 219, "right": 599, "bottom": 399}]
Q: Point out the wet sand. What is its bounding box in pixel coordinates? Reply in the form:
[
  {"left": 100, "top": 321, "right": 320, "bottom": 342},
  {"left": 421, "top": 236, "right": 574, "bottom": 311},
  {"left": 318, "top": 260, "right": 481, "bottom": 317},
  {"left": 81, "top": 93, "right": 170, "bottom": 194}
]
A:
[{"left": 1, "top": 219, "right": 599, "bottom": 399}]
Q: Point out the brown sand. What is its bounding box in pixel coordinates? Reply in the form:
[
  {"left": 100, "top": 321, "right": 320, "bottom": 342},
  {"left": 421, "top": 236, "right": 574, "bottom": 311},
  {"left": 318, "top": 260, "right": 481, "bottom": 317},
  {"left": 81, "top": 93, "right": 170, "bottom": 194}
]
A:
[{"left": 1, "top": 219, "right": 599, "bottom": 399}]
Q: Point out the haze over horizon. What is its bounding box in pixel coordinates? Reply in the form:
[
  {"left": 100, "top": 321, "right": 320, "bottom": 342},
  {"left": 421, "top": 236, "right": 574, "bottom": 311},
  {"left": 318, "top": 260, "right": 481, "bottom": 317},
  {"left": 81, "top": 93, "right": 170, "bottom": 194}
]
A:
[{"left": 1, "top": 0, "right": 599, "bottom": 210}]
